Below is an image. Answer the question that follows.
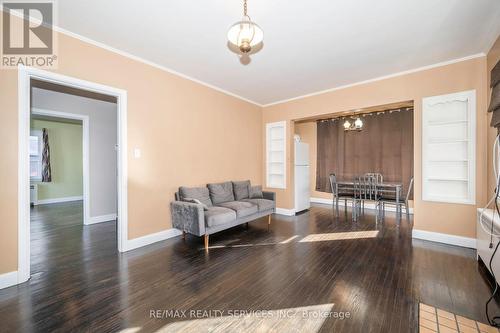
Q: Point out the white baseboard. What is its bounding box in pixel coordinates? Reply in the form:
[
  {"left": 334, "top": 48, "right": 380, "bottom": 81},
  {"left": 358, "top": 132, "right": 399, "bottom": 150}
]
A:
[
  {"left": 124, "top": 228, "right": 183, "bottom": 252},
  {"left": 0, "top": 271, "right": 18, "bottom": 290},
  {"left": 275, "top": 208, "right": 296, "bottom": 216},
  {"left": 86, "top": 213, "right": 117, "bottom": 225},
  {"left": 36, "top": 196, "right": 83, "bottom": 205},
  {"left": 412, "top": 229, "right": 476, "bottom": 249},
  {"left": 310, "top": 197, "right": 414, "bottom": 214}
]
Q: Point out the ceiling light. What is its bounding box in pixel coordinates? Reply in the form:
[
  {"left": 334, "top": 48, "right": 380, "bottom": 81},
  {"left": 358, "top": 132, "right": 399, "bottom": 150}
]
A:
[
  {"left": 344, "top": 117, "right": 363, "bottom": 131},
  {"left": 227, "top": 0, "right": 263, "bottom": 54}
]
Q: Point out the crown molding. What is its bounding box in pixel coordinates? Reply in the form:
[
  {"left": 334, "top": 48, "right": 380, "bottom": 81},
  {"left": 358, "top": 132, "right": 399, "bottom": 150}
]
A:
[
  {"left": 3, "top": 7, "right": 489, "bottom": 108},
  {"left": 262, "top": 53, "right": 486, "bottom": 107}
]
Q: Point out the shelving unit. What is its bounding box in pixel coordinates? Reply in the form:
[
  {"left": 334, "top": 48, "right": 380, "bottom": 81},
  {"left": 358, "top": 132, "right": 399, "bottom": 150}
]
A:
[
  {"left": 422, "top": 90, "right": 476, "bottom": 204},
  {"left": 266, "top": 121, "right": 286, "bottom": 189}
]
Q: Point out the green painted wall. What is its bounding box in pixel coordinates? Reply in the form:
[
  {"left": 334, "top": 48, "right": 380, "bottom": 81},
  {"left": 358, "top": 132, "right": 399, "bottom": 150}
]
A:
[{"left": 31, "top": 119, "right": 83, "bottom": 200}]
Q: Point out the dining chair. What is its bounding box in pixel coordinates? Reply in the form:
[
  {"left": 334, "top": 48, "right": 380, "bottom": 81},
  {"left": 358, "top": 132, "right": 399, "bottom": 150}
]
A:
[
  {"left": 362, "top": 173, "right": 382, "bottom": 199},
  {"left": 329, "top": 173, "right": 354, "bottom": 216},
  {"left": 376, "top": 177, "right": 413, "bottom": 220},
  {"left": 352, "top": 176, "right": 364, "bottom": 220}
]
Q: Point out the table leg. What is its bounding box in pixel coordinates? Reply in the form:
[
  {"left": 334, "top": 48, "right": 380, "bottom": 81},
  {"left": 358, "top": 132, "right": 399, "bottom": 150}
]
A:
[{"left": 396, "top": 186, "right": 400, "bottom": 218}]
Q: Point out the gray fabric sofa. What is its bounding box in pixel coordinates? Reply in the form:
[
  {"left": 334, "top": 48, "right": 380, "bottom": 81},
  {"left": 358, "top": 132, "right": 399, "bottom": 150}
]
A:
[{"left": 170, "top": 180, "right": 276, "bottom": 250}]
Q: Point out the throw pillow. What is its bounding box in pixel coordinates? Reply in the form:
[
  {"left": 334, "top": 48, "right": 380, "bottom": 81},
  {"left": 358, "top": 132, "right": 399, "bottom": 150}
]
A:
[{"left": 183, "top": 197, "right": 208, "bottom": 210}]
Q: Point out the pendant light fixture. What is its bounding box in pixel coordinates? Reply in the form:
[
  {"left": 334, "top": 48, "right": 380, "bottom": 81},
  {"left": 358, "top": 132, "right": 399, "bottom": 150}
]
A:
[
  {"left": 343, "top": 117, "right": 363, "bottom": 131},
  {"left": 227, "top": 0, "right": 264, "bottom": 54}
]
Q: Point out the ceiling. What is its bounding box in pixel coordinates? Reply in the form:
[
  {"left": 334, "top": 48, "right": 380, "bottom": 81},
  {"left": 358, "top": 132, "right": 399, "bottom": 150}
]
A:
[{"left": 55, "top": 0, "right": 500, "bottom": 106}]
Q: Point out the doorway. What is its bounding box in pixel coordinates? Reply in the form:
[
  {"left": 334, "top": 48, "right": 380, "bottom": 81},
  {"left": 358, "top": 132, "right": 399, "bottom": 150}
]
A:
[{"left": 17, "top": 66, "right": 128, "bottom": 284}]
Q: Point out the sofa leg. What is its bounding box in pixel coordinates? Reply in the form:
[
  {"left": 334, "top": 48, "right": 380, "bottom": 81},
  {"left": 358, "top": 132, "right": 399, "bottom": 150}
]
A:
[
  {"left": 204, "top": 234, "right": 209, "bottom": 251},
  {"left": 182, "top": 230, "right": 186, "bottom": 240},
  {"left": 267, "top": 215, "right": 271, "bottom": 230}
]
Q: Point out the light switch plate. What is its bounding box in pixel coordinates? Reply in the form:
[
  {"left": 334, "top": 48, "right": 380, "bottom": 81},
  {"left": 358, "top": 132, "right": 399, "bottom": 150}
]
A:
[{"left": 133, "top": 148, "right": 141, "bottom": 159}]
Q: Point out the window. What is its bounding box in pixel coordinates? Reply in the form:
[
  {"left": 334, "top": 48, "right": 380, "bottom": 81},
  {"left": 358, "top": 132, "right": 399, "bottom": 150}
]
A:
[
  {"left": 422, "top": 90, "right": 476, "bottom": 204},
  {"left": 266, "top": 121, "right": 286, "bottom": 189},
  {"left": 30, "top": 130, "right": 43, "bottom": 181}
]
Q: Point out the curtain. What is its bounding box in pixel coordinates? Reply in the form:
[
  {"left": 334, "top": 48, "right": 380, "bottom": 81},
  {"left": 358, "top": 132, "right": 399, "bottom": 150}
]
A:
[
  {"left": 489, "top": 60, "right": 500, "bottom": 128},
  {"left": 42, "top": 128, "right": 52, "bottom": 182},
  {"left": 316, "top": 110, "right": 413, "bottom": 198}
]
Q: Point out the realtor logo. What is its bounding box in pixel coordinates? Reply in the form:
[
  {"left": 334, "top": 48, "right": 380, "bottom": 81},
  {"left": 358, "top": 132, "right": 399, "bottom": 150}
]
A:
[{"left": 1, "top": 0, "right": 57, "bottom": 68}]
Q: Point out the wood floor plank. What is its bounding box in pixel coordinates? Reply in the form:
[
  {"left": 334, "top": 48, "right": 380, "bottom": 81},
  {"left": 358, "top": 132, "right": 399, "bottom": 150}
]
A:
[{"left": 0, "top": 201, "right": 499, "bottom": 332}]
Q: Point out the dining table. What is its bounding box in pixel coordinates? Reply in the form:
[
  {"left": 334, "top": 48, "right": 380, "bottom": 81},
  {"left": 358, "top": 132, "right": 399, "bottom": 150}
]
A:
[{"left": 336, "top": 179, "right": 404, "bottom": 213}]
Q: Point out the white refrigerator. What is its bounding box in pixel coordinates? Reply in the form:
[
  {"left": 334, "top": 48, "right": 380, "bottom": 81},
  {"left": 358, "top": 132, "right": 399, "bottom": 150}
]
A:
[{"left": 294, "top": 141, "right": 311, "bottom": 213}]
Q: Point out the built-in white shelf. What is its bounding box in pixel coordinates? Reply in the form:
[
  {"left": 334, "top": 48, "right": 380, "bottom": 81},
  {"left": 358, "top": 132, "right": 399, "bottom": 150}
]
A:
[
  {"left": 266, "top": 121, "right": 286, "bottom": 189},
  {"left": 428, "top": 160, "right": 468, "bottom": 163},
  {"left": 428, "top": 119, "right": 467, "bottom": 126},
  {"left": 427, "top": 177, "right": 468, "bottom": 182},
  {"left": 428, "top": 139, "right": 468, "bottom": 144},
  {"left": 422, "top": 90, "right": 476, "bottom": 205}
]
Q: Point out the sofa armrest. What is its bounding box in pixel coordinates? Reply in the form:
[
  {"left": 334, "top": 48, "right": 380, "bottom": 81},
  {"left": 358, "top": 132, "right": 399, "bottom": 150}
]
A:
[
  {"left": 170, "top": 201, "right": 205, "bottom": 236},
  {"left": 263, "top": 191, "right": 276, "bottom": 202}
]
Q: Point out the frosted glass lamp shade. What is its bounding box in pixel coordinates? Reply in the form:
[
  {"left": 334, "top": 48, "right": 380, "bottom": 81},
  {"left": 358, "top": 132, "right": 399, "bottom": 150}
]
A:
[{"left": 227, "top": 17, "right": 263, "bottom": 53}]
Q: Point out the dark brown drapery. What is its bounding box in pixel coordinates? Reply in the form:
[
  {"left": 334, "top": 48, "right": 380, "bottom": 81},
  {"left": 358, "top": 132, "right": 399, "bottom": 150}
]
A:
[
  {"left": 488, "top": 60, "right": 500, "bottom": 128},
  {"left": 316, "top": 110, "right": 414, "bottom": 198}
]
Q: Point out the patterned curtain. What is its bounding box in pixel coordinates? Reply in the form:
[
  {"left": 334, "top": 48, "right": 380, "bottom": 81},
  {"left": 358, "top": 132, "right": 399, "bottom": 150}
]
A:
[{"left": 42, "top": 128, "right": 52, "bottom": 182}]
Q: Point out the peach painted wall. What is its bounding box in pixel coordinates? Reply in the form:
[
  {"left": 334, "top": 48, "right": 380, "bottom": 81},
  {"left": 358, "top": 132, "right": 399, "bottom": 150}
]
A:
[
  {"left": 487, "top": 36, "right": 500, "bottom": 196},
  {"left": 263, "top": 57, "right": 488, "bottom": 239},
  {"left": 0, "top": 31, "right": 262, "bottom": 274}
]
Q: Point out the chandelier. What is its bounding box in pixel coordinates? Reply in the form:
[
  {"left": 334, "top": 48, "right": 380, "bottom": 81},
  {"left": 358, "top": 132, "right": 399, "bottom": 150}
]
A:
[
  {"left": 343, "top": 117, "right": 363, "bottom": 131},
  {"left": 227, "top": 0, "right": 264, "bottom": 54}
]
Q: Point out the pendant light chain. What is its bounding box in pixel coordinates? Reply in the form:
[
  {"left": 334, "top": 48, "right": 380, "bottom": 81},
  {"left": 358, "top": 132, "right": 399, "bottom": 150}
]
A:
[{"left": 243, "top": 0, "right": 248, "bottom": 16}]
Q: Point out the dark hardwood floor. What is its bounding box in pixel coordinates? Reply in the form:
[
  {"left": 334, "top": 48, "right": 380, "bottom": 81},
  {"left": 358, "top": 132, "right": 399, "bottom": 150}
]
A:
[{"left": 0, "top": 201, "right": 499, "bottom": 332}]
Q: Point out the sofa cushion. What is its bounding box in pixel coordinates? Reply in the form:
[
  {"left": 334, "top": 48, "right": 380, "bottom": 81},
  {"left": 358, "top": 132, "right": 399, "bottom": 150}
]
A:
[
  {"left": 216, "top": 201, "right": 258, "bottom": 218},
  {"left": 183, "top": 198, "right": 208, "bottom": 210},
  {"left": 242, "top": 198, "right": 275, "bottom": 212},
  {"left": 232, "top": 180, "right": 250, "bottom": 200},
  {"left": 207, "top": 182, "right": 235, "bottom": 204},
  {"left": 204, "top": 206, "right": 236, "bottom": 228},
  {"left": 179, "top": 186, "right": 212, "bottom": 207},
  {"left": 249, "top": 185, "right": 264, "bottom": 199}
]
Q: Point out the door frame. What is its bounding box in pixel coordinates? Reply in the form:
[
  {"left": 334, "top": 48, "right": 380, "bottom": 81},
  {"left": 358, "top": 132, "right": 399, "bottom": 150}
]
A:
[
  {"left": 31, "top": 108, "right": 91, "bottom": 225},
  {"left": 18, "top": 65, "right": 128, "bottom": 284}
]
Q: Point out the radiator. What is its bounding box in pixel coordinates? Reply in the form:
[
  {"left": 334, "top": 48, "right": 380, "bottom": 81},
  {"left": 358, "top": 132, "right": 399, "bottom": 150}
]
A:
[
  {"left": 30, "top": 184, "right": 37, "bottom": 205},
  {"left": 477, "top": 208, "right": 500, "bottom": 281}
]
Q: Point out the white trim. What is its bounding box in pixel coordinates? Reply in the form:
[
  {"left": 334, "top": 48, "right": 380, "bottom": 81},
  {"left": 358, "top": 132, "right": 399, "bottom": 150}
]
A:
[
  {"left": 275, "top": 208, "right": 296, "bottom": 216},
  {"left": 86, "top": 214, "right": 117, "bottom": 225},
  {"left": 263, "top": 53, "right": 485, "bottom": 107},
  {"left": 421, "top": 90, "right": 476, "bottom": 205},
  {"left": 412, "top": 229, "right": 476, "bottom": 249},
  {"left": 18, "top": 66, "right": 129, "bottom": 286},
  {"left": 0, "top": 271, "right": 19, "bottom": 290},
  {"left": 36, "top": 196, "right": 83, "bottom": 205},
  {"left": 31, "top": 107, "right": 91, "bottom": 224},
  {"left": 124, "top": 228, "right": 183, "bottom": 252},
  {"left": 310, "top": 197, "right": 414, "bottom": 214}
]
